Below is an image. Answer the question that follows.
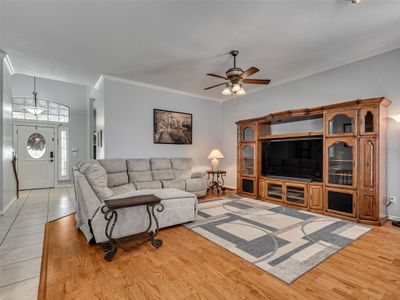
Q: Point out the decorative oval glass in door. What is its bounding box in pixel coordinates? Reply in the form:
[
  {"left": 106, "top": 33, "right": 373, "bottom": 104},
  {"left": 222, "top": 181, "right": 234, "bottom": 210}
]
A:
[
  {"left": 27, "top": 133, "right": 46, "bottom": 159},
  {"left": 241, "top": 145, "right": 254, "bottom": 175},
  {"left": 328, "top": 141, "right": 353, "bottom": 186}
]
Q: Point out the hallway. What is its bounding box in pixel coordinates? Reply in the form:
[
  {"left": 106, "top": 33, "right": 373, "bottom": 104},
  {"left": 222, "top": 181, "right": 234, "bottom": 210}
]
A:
[{"left": 0, "top": 187, "right": 75, "bottom": 299}]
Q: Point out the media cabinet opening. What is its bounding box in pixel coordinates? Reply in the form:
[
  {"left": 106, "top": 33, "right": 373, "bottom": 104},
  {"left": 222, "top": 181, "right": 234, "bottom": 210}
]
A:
[{"left": 261, "top": 136, "right": 323, "bottom": 182}]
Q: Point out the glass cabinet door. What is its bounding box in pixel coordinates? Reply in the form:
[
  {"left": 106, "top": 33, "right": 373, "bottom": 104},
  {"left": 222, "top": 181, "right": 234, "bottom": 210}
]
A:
[
  {"left": 326, "top": 139, "right": 357, "bottom": 188},
  {"left": 285, "top": 184, "right": 306, "bottom": 207},
  {"left": 243, "top": 127, "right": 255, "bottom": 141},
  {"left": 326, "top": 110, "right": 356, "bottom": 136},
  {"left": 241, "top": 126, "right": 255, "bottom": 142},
  {"left": 241, "top": 144, "right": 254, "bottom": 175},
  {"left": 266, "top": 181, "right": 283, "bottom": 201}
]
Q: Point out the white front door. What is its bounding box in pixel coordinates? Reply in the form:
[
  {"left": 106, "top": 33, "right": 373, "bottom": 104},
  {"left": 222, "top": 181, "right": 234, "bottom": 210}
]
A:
[{"left": 17, "top": 125, "right": 55, "bottom": 190}]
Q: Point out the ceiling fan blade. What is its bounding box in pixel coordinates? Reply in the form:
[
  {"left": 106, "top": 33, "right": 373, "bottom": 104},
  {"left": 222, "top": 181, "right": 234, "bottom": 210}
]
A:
[
  {"left": 242, "top": 79, "right": 271, "bottom": 85},
  {"left": 206, "top": 73, "right": 228, "bottom": 80},
  {"left": 203, "top": 82, "right": 227, "bottom": 90},
  {"left": 239, "top": 67, "right": 259, "bottom": 79}
]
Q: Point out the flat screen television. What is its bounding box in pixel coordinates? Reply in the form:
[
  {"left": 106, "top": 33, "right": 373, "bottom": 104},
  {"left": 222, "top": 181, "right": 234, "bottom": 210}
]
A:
[{"left": 261, "top": 137, "right": 323, "bottom": 181}]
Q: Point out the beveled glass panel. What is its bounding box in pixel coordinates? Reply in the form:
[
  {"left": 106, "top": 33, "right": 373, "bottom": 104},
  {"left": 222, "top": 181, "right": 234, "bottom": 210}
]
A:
[
  {"left": 27, "top": 133, "right": 46, "bottom": 159},
  {"left": 243, "top": 127, "right": 254, "bottom": 141},
  {"left": 241, "top": 145, "right": 254, "bottom": 175},
  {"left": 329, "top": 114, "right": 353, "bottom": 135},
  {"left": 328, "top": 142, "right": 353, "bottom": 186}
]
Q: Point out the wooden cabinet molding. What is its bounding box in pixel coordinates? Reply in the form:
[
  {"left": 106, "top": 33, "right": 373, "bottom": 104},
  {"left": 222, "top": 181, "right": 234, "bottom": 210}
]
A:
[
  {"left": 359, "top": 137, "right": 378, "bottom": 220},
  {"left": 309, "top": 184, "right": 323, "bottom": 210}
]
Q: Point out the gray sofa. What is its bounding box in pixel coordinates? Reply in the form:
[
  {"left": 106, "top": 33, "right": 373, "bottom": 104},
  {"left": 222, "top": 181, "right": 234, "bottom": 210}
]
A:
[
  {"left": 73, "top": 157, "right": 205, "bottom": 243},
  {"left": 97, "top": 157, "right": 207, "bottom": 197}
]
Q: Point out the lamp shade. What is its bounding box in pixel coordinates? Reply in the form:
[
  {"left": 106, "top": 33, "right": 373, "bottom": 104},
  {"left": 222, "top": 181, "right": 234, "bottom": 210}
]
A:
[{"left": 208, "top": 149, "right": 224, "bottom": 159}]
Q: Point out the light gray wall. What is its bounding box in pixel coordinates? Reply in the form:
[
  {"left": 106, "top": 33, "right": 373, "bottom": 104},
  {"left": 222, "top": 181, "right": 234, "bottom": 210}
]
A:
[
  {"left": 12, "top": 74, "right": 89, "bottom": 184},
  {"left": 221, "top": 48, "right": 400, "bottom": 219},
  {"left": 1, "top": 55, "right": 17, "bottom": 214},
  {"left": 102, "top": 78, "right": 222, "bottom": 171}
]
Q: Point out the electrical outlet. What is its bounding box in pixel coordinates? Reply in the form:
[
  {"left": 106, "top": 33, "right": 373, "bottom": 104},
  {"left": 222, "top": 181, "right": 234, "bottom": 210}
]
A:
[{"left": 389, "top": 196, "right": 397, "bottom": 204}]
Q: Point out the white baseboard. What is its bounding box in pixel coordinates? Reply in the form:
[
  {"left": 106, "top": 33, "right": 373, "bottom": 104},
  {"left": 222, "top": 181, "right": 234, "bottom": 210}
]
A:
[
  {"left": 388, "top": 215, "right": 400, "bottom": 221},
  {"left": 224, "top": 185, "right": 237, "bottom": 190},
  {"left": 0, "top": 196, "right": 18, "bottom": 215},
  {"left": 56, "top": 183, "right": 74, "bottom": 188}
]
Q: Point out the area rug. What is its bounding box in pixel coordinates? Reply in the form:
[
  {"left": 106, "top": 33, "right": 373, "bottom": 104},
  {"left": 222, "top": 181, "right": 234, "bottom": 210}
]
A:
[{"left": 185, "top": 195, "right": 371, "bottom": 284}]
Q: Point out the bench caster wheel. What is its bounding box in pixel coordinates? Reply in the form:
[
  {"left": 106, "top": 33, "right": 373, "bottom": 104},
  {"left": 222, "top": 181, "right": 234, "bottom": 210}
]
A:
[
  {"left": 104, "top": 247, "right": 117, "bottom": 262},
  {"left": 151, "top": 238, "right": 163, "bottom": 248},
  {"left": 101, "top": 242, "right": 113, "bottom": 252}
]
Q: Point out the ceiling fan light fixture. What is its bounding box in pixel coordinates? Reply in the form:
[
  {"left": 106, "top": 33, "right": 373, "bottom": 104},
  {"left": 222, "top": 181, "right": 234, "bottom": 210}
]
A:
[
  {"left": 231, "top": 83, "right": 241, "bottom": 93},
  {"left": 222, "top": 86, "right": 232, "bottom": 95},
  {"left": 236, "top": 87, "right": 246, "bottom": 96}
]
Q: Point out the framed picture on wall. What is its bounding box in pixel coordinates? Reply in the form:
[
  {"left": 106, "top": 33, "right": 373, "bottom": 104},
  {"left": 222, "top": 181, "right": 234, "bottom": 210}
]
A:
[{"left": 153, "top": 109, "right": 192, "bottom": 144}]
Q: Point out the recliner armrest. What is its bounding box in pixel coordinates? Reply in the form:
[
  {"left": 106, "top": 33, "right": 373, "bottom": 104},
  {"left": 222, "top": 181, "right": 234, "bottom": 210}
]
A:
[{"left": 191, "top": 172, "right": 207, "bottom": 179}]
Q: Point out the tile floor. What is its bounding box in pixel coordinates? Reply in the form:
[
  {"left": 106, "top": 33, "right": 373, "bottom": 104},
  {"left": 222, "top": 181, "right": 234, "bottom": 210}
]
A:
[{"left": 0, "top": 187, "right": 76, "bottom": 300}]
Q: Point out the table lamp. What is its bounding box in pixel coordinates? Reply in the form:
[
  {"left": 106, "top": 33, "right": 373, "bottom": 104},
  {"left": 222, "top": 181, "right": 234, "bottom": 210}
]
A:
[{"left": 208, "top": 149, "right": 224, "bottom": 171}]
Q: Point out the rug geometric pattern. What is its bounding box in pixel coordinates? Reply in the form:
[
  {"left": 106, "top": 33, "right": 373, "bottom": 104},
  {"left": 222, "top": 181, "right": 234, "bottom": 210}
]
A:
[{"left": 185, "top": 195, "right": 371, "bottom": 284}]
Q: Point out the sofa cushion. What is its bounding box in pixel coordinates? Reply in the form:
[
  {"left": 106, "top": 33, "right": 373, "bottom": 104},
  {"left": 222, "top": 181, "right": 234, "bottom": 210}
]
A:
[
  {"left": 110, "top": 183, "right": 136, "bottom": 196},
  {"left": 162, "top": 179, "right": 185, "bottom": 190},
  {"left": 98, "top": 159, "right": 129, "bottom": 188},
  {"left": 127, "top": 159, "right": 153, "bottom": 183},
  {"left": 83, "top": 163, "right": 114, "bottom": 201},
  {"left": 135, "top": 181, "right": 162, "bottom": 190},
  {"left": 152, "top": 169, "right": 175, "bottom": 181},
  {"left": 170, "top": 158, "right": 193, "bottom": 179},
  {"left": 127, "top": 159, "right": 151, "bottom": 172},
  {"left": 150, "top": 158, "right": 172, "bottom": 170},
  {"left": 186, "top": 178, "right": 207, "bottom": 192}
]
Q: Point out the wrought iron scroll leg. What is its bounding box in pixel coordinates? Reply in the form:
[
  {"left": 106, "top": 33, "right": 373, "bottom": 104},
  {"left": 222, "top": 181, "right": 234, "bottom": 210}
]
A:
[{"left": 149, "top": 203, "right": 164, "bottom": 248}]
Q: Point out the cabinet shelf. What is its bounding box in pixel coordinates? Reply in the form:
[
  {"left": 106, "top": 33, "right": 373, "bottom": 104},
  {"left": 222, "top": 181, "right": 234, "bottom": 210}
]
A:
[
  {"left": 328, "top": 173, "right": 353, "bottom": 177},
  {"left": 258, "top": 132, "right": 323, "bottom": 140},
  {"left": 286, "top": 195, "right": 305, "bottom": 201},
  {"left": 329, "top": 159, "right": 353, "bottom": 162}
]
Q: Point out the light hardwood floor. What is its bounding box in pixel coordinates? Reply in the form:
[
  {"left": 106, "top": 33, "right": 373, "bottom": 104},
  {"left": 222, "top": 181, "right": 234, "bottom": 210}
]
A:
[{"left": 40, "top": 190, "right": 400, "bottom": 300}]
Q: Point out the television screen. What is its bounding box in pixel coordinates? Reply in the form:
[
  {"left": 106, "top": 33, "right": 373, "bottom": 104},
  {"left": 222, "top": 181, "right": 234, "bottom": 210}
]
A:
[{"left": 261, "top": 137, "right": 323, "bottom": 181}]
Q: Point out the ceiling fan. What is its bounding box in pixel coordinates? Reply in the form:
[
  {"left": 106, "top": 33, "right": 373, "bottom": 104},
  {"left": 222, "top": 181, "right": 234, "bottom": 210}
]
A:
[{"left": 204, "top": 50, "right": 270, "bottom": 96}]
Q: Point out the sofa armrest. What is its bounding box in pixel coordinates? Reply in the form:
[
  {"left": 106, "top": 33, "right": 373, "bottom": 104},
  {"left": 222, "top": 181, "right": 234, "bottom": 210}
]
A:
[{"left": 191, "top": 171, "right": 207, "bottom": 179}]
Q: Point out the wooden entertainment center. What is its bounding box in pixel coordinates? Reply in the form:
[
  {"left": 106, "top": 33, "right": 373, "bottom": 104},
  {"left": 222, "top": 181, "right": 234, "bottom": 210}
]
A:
[{"left": 236, "top": 97, "right": 391, "bottom": 225}]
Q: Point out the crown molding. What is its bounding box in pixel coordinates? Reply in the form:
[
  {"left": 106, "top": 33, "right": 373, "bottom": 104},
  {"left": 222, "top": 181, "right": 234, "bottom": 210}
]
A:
[{"left": 101, "top": 75, "right": 223, "bottom": 103}]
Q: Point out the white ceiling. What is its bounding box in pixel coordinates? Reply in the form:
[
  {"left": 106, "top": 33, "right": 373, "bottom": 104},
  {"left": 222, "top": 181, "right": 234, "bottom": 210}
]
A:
[{"left": 2, "top": 0, "right": 400, "bottom": 101}]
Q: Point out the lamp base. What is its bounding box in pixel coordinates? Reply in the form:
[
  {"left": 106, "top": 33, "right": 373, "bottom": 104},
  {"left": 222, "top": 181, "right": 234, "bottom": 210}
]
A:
[{"left": 211, "top": 158, "right": 219, "bottom": 172}]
